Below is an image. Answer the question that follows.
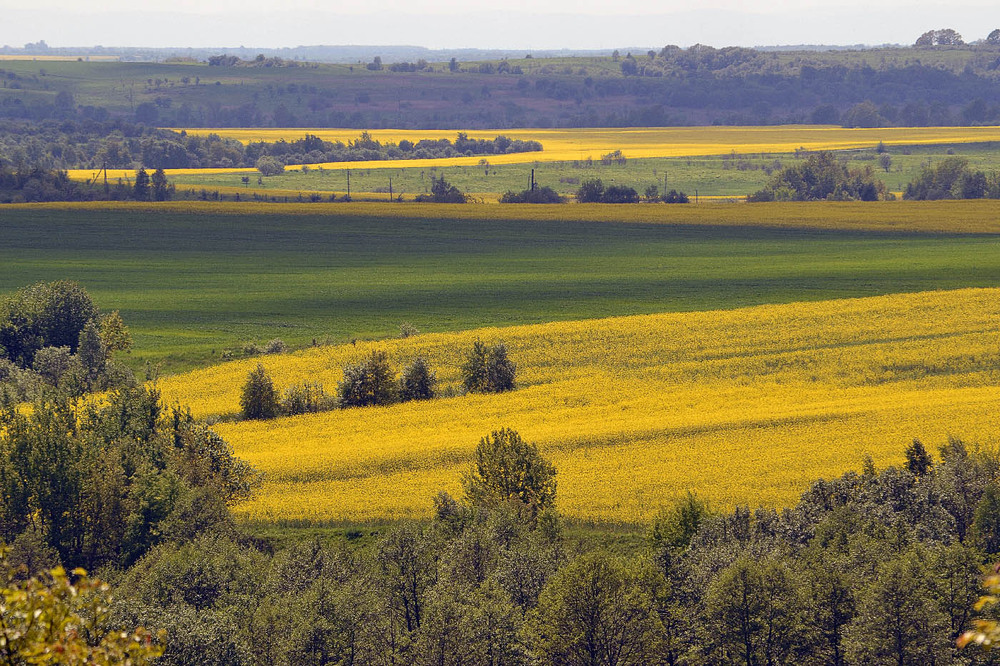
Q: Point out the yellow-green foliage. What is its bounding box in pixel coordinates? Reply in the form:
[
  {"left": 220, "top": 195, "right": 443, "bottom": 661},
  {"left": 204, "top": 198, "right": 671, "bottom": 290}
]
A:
[{"left": 157, "top": 288, "right": 1000, "bottom": 525}]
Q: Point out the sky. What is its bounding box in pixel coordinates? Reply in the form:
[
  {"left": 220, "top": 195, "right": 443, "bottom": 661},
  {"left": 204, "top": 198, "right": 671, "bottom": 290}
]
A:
[{"left": 3, "top": 0, "right": 999, "bottom": 50}]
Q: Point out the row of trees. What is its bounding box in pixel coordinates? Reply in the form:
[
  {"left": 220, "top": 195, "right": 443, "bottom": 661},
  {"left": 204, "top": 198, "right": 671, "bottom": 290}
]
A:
[
  {"left": 12, "top": 425, "right": 992, "bottom": 665},
  {"left": 0, "top": 120, "right": 541, "bottom": 172},
  {"left": 241, "top": 340, "right": 516, "bottom": 420}
]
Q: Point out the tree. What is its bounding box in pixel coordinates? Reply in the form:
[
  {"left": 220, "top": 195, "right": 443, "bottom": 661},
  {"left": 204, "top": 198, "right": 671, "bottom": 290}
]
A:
[
  {"left": 449, "top": 57, "right": 459, "bottom": 72},
  {"left": 337, "top": 350, "right": 398, "bottom": 407},
  {"left": 0, "top": 280, "right": 100, "bottom": 368},
  {"left": 76, "top": 319, "right": 107, "bottom": 384},
  {"left": 973, "top": 484, "right": 1000, "bottom": 555},
  {"left": 241, "top": 363, "right": 279, "bottom": 420},
  {"left": 461, "top": 340, "right": 516, "bottom": 393},
  {"left": 530, "top": 551, "right": 664, "bottom": 666},
  {"left": 256, "top": 156, "right": 285, "bottom": 177},
  {"left": 704, "top": 557, "right": 804, "bottom": 666},
  {"left": 987, "top": 29, "right": 1000, "bottom": 45},
  {"left": 844, "top": 547, "right": 952, "bottom": 665},
  {"left": 399, "top": 357, "right": 437, "bottom": 401},
  {"left": 150, "top": 167, "right": 170, "bottom": 201},
  {"left": 879, "top": 153, "right": 892, "bottom": 173},
  {"left": 99, "top": 310, "right": 132, "bottom": 354},
  {"left": 576, "top": 178, "right": 606, "bottom": 203},
  {"left": 905, "top": 439, "right": 933, "bottom": 477},
  {"left": 462, "top": 428, "right": 556, "bottom": 515},
  {"left": 418, "top": 175, "right": 467, "bottom": 203},
  {"left": 133, "top": 167, "right": 150, "bottom": 200}
]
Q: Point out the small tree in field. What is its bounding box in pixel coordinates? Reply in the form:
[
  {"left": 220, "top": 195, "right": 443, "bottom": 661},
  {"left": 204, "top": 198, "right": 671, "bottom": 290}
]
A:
[
  {"left": 241, "top": 363, "right": 279, "bottom": 420},
  {"left": 399, "top": 357, "right": 437, "bottom": 401},
  {"left": 337, "top": 350, "right": 398, "bottom": 407},
  {"left": 462, "top": 340, "right": 516, "bottom": 393},
  {"left": 462, "top": 427, "right": 556, "bottom": 516}
]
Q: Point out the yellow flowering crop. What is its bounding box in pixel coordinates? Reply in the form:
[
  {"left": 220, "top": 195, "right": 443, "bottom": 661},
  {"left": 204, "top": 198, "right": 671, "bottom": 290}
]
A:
[
  {"left": 156, "top": 288, "right": 1000, "bottom": 525},
  {"left": 67, "top": 125, "right": 1000, "bottom": 180}
]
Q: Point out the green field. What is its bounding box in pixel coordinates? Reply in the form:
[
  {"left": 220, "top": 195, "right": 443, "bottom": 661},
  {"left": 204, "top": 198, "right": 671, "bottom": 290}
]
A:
[
  {"left": 171, "top": 142, "right": 1000, "bottom": 199},
  {"left": 2, "top": 201, "right": 999, "bottom": 372}
]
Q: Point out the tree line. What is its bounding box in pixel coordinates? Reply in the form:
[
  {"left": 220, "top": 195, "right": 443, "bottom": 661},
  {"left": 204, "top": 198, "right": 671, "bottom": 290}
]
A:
[{"left": 0, "top": 120, "right": 542, "bottom": 172}]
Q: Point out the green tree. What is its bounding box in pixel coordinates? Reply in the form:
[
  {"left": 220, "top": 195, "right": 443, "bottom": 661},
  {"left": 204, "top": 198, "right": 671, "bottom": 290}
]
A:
[
  {"left": 461, "top": 340, "right": 516, "bottom": 393},
  {"left": 255, "top": 156, "right": 284, "bottom": 177},
  {"left": 399, "top": 357, "right": 437, "bottom": 401},
  {"left": 462, "top": 428, "right": 556, "bottom": 516},
  {"left": 845, "top": 547, "right": 952, "bottom": 665},
  {"left": 576, "top": 178, "right": 606, "bottom": 203},
  {"left": 150, "top": 167, "right": 170, "bottom": 201},
  {"left": 240, "top": 363, "right": 279, "bottom": 420},
  {"left": 337, "top": 350, "right": 398, "bottom": 407},
  {"left": 973, "top": 483, "right": 1000, "bottom": 555},
  {"left": 905, "top": 439, "right": 933, "bottom": 477},
  {"left": 0, "top": 280, "right": 99, "bottom": 368},
  {"left": 530, "top": 551, "right": 664, "bottom": 666},
  {"left": 99, "top": 309, "right": 132, "bottom": 354},
  {"left": 133, "top": 167, "right": 150, "bottom": 200},
  {"left": 703, "top": 557, "right": 804, "bottom": 666}
]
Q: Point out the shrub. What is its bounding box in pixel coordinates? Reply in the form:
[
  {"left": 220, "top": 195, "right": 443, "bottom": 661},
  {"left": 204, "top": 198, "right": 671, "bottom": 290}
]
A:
[
  {"left": 280, "top": 382, "right": 335, "bottom": 416},
  {"left": 575, "top": 178, "right": 605, "bottom": 203},
  {"left": 240, "top": 363, "right": 279, "bottom": 420},
  {"left": 337, "top": 350, "right": 398, "bottom": 407},
  {"left": 662, "top": 189, "right": 689, "bottom": 203},
  {"left": 499, "top": 186, "right": 563, "bottom": 204},
  {"left": 601, "top": 184, "right": 640, "bottom": 203},
  {"left": 398, "top": 322, "right": 420, "bottom": 338},
  {"left": 399, "top": 357, "right": 437, "bottom": 401},
  {"left": 263, "top": 338, "right": 286, "bottom": 354},
  {"left": 461, "top": 340, "right": 516, "bottom": 393}
]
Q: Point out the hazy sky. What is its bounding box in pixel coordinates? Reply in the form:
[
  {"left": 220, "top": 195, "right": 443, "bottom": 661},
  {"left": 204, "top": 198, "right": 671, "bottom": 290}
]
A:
[{"left": 3, "top": 0, "right": 999, "bottom": 50}]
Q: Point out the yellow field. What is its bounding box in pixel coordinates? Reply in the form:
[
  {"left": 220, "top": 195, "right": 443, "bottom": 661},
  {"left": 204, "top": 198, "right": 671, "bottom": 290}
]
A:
[
  {"left": 67, "top": 125, "right": 1000, "bottom": 181},
  {"left": 156, "top": 288, "right": 1000, "bottom": 524},
  {"left": 13, "top": 199, "right": 1000, "bottom": 235}
]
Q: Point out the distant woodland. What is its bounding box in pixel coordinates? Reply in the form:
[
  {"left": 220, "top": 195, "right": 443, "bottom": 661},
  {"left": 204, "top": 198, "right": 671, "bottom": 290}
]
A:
[{"left": 3, "top": 37, "right": 1000, "bottom": 130}]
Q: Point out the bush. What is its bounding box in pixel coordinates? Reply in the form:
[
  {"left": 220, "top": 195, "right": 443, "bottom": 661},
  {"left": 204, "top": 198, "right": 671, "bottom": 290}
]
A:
[
  {"left": 263, "top": 338, "right": 286, "bottom": 354},
  {"left": 398, "top": 322, "right": 419, "bottom": 338},
  {"left": 415, "top": 175, "right": 467, "bottom": 203},
  {"left": 240, "top": 363, "right": 279, "bottom": 420},
  {"left": 499, "top": 186, "right": 563, "bottom": 204},
  {"left": 399, "top": 357, "right": 437, "bottom": 401},
  {"left": 337, "top": 350, "right": 398, "bottom": 408},
  {"left": 461, "top": 340, "right": 516, "bottom": 393},
  {"left": 575, "top": 178, "right": 605, "bottom": 203},
  {"left": 601, "top": 184, "right": 639, "bottom": 203},
  {"left": 280, "top": 382, "right": 335, "bottom": 416},
  {"left": 662, "top": 189, "right": 689, "bottom": 203}
]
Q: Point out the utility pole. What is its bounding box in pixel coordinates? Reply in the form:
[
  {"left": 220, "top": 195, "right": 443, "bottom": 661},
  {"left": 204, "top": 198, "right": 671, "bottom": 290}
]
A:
[
  {"left": 389, "top": 177, "right": 393, "bottom": 201},
  {"left": 346, "top": 169, "right": 351, "bottom": 200},
  {"left": 531, "top": 168, "right": 535, "bottom": 191}
]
